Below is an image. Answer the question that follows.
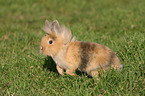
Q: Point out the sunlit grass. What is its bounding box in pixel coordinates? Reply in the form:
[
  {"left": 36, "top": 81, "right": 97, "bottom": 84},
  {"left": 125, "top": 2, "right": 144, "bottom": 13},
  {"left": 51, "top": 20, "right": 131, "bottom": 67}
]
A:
[{"left": 0, "top": 0, "right": 144, "bottom": 95}]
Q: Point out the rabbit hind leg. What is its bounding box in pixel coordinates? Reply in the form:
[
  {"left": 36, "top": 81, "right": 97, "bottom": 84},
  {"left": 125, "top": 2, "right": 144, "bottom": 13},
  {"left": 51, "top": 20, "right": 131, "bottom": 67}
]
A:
[
  {"left": 87, "top": 70, "right": 99, "bottom": 78},
  {"left": 87, "top": 70, "right": 100, "bottom": 80},
  {"left": 90, "top": 70, "right": 99, "bottom": 77}
]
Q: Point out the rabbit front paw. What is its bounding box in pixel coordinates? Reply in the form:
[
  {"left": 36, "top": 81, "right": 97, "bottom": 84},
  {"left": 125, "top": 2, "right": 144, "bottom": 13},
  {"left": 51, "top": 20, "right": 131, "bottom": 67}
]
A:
[
  {"left": 56, "top": 65, "right": 64, "bottom": 75},
  {"left": 66, "top": 69, "right": 76, "bottom": 76}
]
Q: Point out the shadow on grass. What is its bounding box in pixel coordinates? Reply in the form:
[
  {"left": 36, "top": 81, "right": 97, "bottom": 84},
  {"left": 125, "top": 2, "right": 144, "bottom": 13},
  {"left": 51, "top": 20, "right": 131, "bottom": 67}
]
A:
[
  {"left": 43, "top": 56, "right": 91, "bottom": 77},
  {"left": 43, "top": 56, "right": 58, "bottom": 74}
]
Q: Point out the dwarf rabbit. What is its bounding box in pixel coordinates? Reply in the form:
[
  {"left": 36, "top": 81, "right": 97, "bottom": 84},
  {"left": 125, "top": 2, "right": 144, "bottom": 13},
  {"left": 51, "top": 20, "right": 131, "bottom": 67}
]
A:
[{"left": 40, "top": 20, "right": 122, "bottom": 77}]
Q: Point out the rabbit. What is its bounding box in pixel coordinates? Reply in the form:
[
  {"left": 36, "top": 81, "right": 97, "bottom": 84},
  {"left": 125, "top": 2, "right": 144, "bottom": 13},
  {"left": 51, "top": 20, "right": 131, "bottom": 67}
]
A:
[{"left": 40, "top": 20, "right": 122, "bottom": 77}]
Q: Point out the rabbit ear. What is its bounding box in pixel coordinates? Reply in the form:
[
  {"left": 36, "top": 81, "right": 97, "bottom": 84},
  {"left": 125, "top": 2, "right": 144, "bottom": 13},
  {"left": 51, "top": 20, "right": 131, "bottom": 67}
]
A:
[
  {"left": 45, "top": 20, "right": 51, "bottom": 27},
  {"left": 61, "top": 25, "right": 72, "bottom": 45},
  {"left": 51, "top": 20, "right": 61, "bottom": 35},
  {"left": 43, "top": 20, "right": 52, "bottom": 33}
]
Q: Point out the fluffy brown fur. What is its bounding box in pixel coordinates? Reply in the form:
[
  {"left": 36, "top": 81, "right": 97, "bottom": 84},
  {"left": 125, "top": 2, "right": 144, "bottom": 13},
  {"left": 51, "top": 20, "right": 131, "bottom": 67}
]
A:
[{"left": 40, "top": 20, "right": 121, "bottom": 77}]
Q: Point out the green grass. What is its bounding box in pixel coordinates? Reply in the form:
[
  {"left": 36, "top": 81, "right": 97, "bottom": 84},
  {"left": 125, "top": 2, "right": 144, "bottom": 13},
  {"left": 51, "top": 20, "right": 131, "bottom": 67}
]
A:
[{"left": 0, "top": 0, "right": 144, "bottom": 95}]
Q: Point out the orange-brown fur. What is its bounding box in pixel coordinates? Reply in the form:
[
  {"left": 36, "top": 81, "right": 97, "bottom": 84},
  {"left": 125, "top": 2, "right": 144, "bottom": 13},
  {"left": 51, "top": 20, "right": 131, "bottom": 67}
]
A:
[
  {"left": 64, "top": 41, "right": 120, "bottom": 77},
  {"left": 40, "top": 20, "right": 121, "bottom": 77},
  {"left": 41, "top": 34, "right": 63, "bottom": 56}
]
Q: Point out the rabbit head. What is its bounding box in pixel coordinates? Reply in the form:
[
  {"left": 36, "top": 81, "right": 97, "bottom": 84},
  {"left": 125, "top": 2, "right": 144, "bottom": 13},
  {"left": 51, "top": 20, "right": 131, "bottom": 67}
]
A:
[{"left": 40, "top": 20, "right": 72, "bottom": 56}]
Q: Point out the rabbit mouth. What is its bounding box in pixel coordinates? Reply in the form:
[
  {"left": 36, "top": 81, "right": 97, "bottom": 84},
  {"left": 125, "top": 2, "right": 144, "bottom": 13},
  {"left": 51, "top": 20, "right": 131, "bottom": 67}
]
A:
[{"left": 40, "top": 46, "right": 43, "bottom": 54}]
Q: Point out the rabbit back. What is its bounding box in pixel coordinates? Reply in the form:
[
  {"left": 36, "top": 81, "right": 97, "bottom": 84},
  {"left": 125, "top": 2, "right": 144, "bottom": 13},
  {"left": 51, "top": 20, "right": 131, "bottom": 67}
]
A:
[{"left": 65, "top": 41, "right": 121, "bottom": 73}]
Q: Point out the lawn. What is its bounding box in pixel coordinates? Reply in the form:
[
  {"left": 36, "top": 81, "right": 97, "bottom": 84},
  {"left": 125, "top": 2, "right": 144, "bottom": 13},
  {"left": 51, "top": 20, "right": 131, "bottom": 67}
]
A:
[{"left": 0, "top": 0, "right": 144, "bottom": 95}]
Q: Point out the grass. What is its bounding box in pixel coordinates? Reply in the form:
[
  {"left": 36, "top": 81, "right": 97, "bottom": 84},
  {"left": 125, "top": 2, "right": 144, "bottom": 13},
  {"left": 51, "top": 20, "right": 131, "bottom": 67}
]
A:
[{"left": 0, "top": 0, "right": 144, "bottom": 95}]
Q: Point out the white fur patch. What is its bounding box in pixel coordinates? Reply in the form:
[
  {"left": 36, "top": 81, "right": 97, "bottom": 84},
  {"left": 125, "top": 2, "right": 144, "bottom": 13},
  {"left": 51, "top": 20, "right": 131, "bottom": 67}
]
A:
[{"left": 52, "top": 47, "right": 69, "bottom": 69}]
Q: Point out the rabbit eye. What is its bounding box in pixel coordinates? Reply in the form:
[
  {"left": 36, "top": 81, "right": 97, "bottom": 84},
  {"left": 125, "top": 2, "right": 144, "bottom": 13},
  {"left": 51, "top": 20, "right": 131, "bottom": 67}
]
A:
[{"left": 48, "top": 40, "right": 53, "bottom": 44}]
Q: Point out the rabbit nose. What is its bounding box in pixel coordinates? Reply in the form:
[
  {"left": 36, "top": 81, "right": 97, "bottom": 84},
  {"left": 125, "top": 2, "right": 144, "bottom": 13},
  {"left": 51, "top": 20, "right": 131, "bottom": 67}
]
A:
[{"left": 40, "top": 46, "right": 43, "bottom": 54}]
